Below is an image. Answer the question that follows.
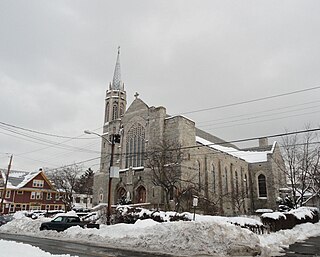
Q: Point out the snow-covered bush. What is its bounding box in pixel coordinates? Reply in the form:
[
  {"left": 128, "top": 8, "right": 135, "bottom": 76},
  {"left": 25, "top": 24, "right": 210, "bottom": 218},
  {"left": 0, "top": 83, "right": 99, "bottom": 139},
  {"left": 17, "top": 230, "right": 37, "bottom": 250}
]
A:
[
  {"left": 261, "top": 207, "right": 319, "bottom": 232},
  {"left": 114, "top": 206, "right": 189, "bottom": 224}
]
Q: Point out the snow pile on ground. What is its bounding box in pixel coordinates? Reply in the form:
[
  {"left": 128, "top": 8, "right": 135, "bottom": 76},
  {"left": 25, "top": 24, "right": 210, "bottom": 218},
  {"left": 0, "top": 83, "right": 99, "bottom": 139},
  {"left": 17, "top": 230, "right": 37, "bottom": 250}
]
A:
[
  {"left": 259, "top": 221, "right": 320, "bottom": 256},
  {"left": 0, "top": 239, "right": 77, "bottom": 257},
  {"left": 1, "top": 211, "right": 320, "bottom": 256}
]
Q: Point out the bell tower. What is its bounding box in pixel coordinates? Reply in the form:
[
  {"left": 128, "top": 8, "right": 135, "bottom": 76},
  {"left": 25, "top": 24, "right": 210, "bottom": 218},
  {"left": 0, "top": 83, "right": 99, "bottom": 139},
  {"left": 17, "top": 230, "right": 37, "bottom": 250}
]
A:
[{"left": 101, "top": 47, "right": 127, "bottom": 173}]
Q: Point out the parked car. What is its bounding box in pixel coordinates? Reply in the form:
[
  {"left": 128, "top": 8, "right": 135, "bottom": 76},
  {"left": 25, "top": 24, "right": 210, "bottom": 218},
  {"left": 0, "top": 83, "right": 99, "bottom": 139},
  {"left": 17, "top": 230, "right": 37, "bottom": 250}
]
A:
[
  {"left": 39, "top": 215, "right": 99, "bottom": 231},
  {"left": 0, "top": 215, "right": 13, "bottom": 226}
]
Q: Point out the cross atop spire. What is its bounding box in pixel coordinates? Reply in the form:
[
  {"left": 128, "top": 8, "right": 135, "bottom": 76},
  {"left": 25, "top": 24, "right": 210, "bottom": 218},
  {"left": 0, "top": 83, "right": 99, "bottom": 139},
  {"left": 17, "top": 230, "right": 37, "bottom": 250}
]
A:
[{"left": 111, "top": 46, "right": 123, "bottom": 90}]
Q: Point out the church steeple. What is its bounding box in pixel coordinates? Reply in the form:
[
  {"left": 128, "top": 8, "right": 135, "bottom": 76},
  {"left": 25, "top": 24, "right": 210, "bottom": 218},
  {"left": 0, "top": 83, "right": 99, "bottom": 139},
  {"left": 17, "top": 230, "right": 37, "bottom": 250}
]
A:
[
  {"left": 111, "top": 46, "right": 123, "bottom": 90},
  {"left": 104, "top": 47, "right": 127, "bottom": 124}
]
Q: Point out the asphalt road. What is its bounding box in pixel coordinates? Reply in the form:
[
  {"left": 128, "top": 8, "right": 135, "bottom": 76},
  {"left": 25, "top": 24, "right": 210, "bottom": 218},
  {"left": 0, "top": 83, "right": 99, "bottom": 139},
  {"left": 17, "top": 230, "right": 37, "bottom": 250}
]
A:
[
  {"left": 0, "top": 233, "right": 173, "bottom": 257},
  {"left": 276, "top": 236, "right": 320, "bottom": 257}
]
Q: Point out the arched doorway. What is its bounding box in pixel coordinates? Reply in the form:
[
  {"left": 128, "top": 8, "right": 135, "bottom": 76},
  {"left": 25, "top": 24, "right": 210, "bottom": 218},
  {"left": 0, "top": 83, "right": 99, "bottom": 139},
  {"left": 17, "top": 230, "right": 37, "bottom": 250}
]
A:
[
  {"left": 136, "top": 185, "right": 146, "bottom": 203},
  {"left": 116, "top": 187, "right": 127, "bottom": 204}
]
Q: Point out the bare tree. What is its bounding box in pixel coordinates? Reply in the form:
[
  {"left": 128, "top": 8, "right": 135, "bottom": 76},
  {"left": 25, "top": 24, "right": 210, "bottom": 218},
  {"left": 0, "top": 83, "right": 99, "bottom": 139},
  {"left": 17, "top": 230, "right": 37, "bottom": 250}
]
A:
[
  {"left": 280, "top": 126, "right": 320, "bottom": 207},
  {"left": 48, "top": 164, "right": 83, "bottom": 211},
  {"left": 145, "top": 139, "right": 191, "bottom": 211}
]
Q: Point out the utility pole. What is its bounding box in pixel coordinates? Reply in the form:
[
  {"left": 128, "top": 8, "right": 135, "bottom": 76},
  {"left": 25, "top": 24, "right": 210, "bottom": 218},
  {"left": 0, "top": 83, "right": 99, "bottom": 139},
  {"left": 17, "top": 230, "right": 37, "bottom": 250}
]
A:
[
  {"left": 107, "top": 133, "right": 120, "bottom": 225},
  {"left": 0, "top": 154, "right": 13, "bottom": 214}
]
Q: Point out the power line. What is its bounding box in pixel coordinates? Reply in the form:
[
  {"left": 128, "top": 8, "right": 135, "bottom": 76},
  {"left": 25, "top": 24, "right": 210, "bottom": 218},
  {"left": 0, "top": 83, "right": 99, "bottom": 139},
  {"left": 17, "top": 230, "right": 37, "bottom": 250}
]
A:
[
  {"left": 179, "top": 85, "right": 320, "bottom": 115},
  {"left": 0, "top": 121, "right": 93, "bottom": 139}
]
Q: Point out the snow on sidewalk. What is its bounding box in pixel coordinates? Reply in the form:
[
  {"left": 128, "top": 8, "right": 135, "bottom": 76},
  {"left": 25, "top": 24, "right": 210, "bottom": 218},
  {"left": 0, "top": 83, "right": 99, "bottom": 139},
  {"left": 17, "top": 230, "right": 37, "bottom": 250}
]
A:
[{"left": 0, "top": 239, "right": 77, "bottom": 257}]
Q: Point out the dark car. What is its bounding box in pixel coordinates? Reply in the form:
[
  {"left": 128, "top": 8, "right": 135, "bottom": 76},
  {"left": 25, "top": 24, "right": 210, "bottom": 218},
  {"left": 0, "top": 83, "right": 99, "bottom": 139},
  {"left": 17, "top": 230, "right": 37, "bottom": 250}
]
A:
[
  {"left": 0, "top": 215, "right": 13, "bottom": 226},
  {"left": 40, "top": 215, "right": 99, "bottom": 231}
]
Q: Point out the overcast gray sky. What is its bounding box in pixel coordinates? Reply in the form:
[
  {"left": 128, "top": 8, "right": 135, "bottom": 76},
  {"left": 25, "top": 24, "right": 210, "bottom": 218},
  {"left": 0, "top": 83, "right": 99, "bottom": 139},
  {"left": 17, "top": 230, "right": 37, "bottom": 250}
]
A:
[{"left": 1, "top": 0, "right": 320, "bottom": 172}]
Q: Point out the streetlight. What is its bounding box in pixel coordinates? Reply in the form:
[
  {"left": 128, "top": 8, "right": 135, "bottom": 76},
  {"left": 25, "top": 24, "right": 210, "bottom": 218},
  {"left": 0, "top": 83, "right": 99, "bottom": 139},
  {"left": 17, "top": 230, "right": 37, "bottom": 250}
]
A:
[{"left": 84, "top": 130, "right": 120, "bottom": 225}]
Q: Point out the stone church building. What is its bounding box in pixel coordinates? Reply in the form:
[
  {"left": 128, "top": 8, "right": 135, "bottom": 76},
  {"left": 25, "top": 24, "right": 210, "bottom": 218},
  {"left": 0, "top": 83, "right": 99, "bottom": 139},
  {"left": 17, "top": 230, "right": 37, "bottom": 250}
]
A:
[{"left": 93, "top": 50, "right": 287, "bottom": 215}]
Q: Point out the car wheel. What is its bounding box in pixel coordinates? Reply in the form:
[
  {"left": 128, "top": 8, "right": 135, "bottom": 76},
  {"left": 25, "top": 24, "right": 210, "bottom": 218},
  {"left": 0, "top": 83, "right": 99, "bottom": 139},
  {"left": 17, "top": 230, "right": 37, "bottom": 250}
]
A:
[{"left": 40, "top": 226, "right": 48, "bottom": 231}]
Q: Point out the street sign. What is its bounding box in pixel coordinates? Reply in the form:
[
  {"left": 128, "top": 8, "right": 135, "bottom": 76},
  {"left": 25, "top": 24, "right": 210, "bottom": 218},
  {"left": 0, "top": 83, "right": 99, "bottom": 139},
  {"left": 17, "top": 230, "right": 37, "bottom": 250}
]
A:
[
  {"left": 110, "top": 166, "right": 120, "bottom": 178},
  {"left": 193, "top": 197, "right": 198, "bottom": 207}
]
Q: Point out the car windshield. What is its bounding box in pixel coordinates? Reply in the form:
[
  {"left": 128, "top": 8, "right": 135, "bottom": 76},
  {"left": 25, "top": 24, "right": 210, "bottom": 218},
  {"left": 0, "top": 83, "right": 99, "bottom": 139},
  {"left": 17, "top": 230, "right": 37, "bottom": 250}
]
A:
[{"left": 52, "top": 216, "right": 64, "bottom": 222}]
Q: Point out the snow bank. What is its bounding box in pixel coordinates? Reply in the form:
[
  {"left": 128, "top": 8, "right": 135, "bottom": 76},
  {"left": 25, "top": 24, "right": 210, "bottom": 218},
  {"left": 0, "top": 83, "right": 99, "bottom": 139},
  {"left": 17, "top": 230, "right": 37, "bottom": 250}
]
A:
[
  {"left": 0, "top": 239, "right": 77, "bottom": 257},
  {"left": 259, "top": 222, "right": 320, "bottom": 256},
  {"left": 1, "top": 210, "right": 320, "bottom": 257}
]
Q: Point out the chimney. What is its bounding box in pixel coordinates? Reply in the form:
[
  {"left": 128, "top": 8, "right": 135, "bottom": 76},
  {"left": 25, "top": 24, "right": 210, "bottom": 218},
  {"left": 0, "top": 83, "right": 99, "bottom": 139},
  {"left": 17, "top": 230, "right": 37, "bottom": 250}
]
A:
[{"left": 259, "top": 137, "right": 268, "bottom": 147}]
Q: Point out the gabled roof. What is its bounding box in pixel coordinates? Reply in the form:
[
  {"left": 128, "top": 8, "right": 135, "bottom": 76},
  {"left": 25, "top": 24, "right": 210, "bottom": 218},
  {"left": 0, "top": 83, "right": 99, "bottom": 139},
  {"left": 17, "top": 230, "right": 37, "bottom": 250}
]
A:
[
  {"left": 196, "top": 136, "right": 277, "bottom": 163},
  {"left": 0, "top": 169, "right": 43, "bottom": 189},
  {"left": 126, "top": 97, "right": 149, "bottom": 114}
]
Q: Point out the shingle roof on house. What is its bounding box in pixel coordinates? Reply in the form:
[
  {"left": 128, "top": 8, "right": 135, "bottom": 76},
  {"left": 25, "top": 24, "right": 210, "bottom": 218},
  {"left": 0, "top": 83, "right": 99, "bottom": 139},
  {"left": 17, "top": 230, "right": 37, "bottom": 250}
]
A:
[{"left": 0, "top": 169, "right": 42, "bottom": 189}]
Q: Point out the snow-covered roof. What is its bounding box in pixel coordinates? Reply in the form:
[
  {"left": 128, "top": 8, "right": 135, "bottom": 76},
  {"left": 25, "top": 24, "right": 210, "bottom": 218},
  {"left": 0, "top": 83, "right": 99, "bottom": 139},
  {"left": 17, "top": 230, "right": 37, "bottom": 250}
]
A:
[
  {"left": 0, "top": 169, "right": 42, "bottom": 189},
  {"left": 196, "top": 136, "right": 276, "bottom": 163}
]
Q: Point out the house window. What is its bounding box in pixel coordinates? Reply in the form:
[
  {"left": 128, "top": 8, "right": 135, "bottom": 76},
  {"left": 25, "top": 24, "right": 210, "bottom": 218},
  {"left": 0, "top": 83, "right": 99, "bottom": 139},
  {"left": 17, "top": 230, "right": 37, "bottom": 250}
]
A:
[
  {"left": 5, "top": 190, "right": 11, "bottom": 198},
  {"left": 33, "top": 180, "right": 44, "bottom": 188},
  {"left": 125, "top": 123, "right": 145, "bottom": 168},
  {"left": 47, "top": 192, "right": 52, "bottom": 200},
  {"left": 22, "top": 204, "right": 27, "bottom": 210},
  {"left": 46, "top": 205, "right": 50, "bottom": 210},
  {"left": 15, "top": 204, "right": 21, "bottom": 208},
  {"left": 31, "top": 192, "right": 42, "bottom": 200},
  {"left": 55, "top": 193, "right": 60, "bottom": 200},
  {"left": 17, "top": 191, "right": 23, "bottom": 195},
  {"left": 258, "top": 174, "right": 267, "bottom": 198},
  {"left": 9, "top": 204, "right": 14, "bottom": 213},
  {"left": 75, "top": 197, "right": 81, "bottom": 203}
]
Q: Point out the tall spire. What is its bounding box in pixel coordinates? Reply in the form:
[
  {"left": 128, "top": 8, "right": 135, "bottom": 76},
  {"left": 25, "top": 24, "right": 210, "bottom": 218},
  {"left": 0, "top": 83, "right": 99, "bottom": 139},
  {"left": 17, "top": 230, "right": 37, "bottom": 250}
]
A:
[{"left": 111, "top": 46, "right": 122, "bottom": 90}]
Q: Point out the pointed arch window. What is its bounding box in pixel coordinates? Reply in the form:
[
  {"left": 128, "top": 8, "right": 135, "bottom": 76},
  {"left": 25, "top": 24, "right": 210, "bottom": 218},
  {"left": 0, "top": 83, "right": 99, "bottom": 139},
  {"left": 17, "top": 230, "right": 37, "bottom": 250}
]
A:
[
  {"left": 212, "top": 164, "right": 215, "bottom": 193},
  {"left": 126, "top": 123, "right": 145, "bottom": 168},
  {"left": 105, "top": 103, "right": 110, "bottom": 122},
  {"left": 258, "top": 174, "right": 267, "bottom": 198},
  {"left": 235, "top": 170, "right": 239, "bottom": 194},
  {"left": 194, "top": 161, "right": 201, "bottom": 191},
  {"left": 112, "top": 104, "right": 118, "bottom": 120},
  {"left": 244, "top": 174, "right": 248, "bottom": 197},
  {"left": 225, "top": 167, "right": 228, "bottom": 192},
  {"left": 120, "top": 103, "right": 124, "bottom": 117},
  {"left": 136, "top": 185, "right": 146, "bottom": 203}
]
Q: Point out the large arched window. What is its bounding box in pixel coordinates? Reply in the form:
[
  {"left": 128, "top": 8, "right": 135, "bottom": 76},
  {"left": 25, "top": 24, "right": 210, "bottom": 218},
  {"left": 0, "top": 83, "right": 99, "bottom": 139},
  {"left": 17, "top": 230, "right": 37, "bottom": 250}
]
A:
[
  {"left": 258, "top": 174, "right": 267, "bottom": 198},
  {"left": 125, "top": 123, "right": 145, "bottom": 168}
]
